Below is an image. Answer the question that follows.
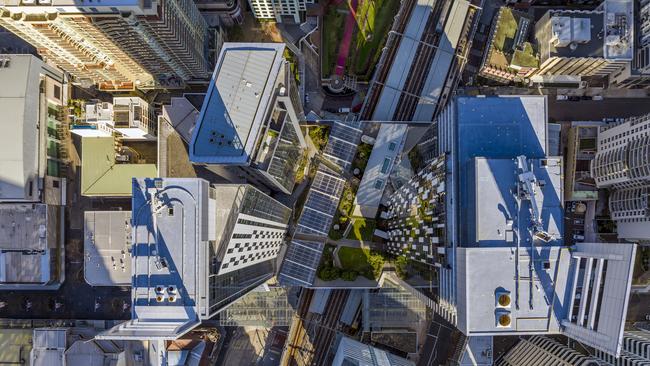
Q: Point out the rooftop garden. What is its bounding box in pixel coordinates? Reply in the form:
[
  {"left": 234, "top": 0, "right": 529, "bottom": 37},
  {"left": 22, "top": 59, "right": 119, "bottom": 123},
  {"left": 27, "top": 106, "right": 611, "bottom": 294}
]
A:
[
  {"left": 322, "top": 3, "right": 347, "bottom": 77},
  {"left": 329, "top": 182, "right": 357, "bottom": 240},
  {"left": 317, "top": 244, "right": 386, "bottom": 281},
  {"left": 352, "top": 142, "right": 372, "bottom": 176},
  {"left": 308, "top": 125, "right": 330, "bottom": 151},
  {"left": 346, "top": 217, "right": 376, "bottom": 241},
  {"left": 511, "top": 42, "right": 539, "bottom": 68},
  {"left": 493, "top": 8, "right": 518, "bottom": 52}
]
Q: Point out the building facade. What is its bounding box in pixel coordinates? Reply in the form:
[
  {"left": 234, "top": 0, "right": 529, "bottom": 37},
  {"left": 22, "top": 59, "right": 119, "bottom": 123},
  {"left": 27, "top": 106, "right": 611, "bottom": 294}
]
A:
[
  {"left": 496, "top": 336, "right": 600, "bottom": 366},
  {"left": 73, "top": 97, "right": 156, "bottom": 140},
  {"left": 611, "top": 0, "right": 650, "bottom": 89},
  {"left": 98, "top": 177, "right": 290, "bottom": 340},
  {"left": 0, "top": 0, "right": 210, "bottom": 91},
  {"left": 247, "top": 0, "right": 313, "bottom": 23},
  {"left": 190, "top": 43, "right": 306, "bottom": 194},
  {"left": 596, "top": 329, "right": 650, "bottom": 365},
  {"left": 591, "top": 112, "right": 650, "bottom": 241},
  {"left": 565, "top": 123, "right": 600, "bottom": 201}
]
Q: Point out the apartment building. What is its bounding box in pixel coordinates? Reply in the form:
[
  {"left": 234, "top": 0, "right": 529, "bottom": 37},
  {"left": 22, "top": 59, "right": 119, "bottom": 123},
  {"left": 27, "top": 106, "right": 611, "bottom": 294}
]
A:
[
  {"left": 190, "top": 43, "right": 306, "bottom": 194},
  {"left": 247, "top": 0, "right": 314, "bottom": 23},
  {"left": 193, "top": 0, "right": 243, "bottom": 26},
  {"left": 591, "top": 112, "right": 650, "bottom": 241},
  {"left": 531, "top": 0, "right": 633, "bottom": 86},
  {"left": 596, "top": 329, "right": 650, "bottom": 365},
  {"left": 0, "top": 54, "right": 66, "bottom": 290},
  {"left": 98, "top": 177, "right": 291, "bottom": 341},
  {"left": 0, "top": 0, "right": 210, "bottom": 91}
]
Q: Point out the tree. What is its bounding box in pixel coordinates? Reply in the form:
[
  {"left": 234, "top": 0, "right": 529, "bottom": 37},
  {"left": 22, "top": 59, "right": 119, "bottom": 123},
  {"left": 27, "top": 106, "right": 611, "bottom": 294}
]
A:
[
  {"left": 395, "top": 256, "right": 409, "bottom": 279},
  {"left": 318, "top": 266, "right": 340, "bottom": 281},
  {"left": 341, "top": 270, "right": 358, "bottom": 281}
]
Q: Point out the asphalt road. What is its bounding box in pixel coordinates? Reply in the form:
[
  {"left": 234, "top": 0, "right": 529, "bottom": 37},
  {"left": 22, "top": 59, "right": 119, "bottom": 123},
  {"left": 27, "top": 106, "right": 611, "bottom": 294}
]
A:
[{"left": 548, "top": 98, "right": 650, "bottom": 122}]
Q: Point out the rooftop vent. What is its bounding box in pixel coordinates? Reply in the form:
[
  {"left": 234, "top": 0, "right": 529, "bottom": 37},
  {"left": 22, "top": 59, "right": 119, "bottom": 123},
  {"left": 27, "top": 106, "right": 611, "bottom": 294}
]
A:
[{"left": 497, "top": 313, "right": 511, "bottom": 327}]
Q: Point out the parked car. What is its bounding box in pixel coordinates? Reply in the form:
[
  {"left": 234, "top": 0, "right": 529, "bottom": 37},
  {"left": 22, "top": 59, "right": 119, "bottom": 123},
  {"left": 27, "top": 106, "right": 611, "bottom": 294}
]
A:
[
  {"left": 573, "top": 234, "right": 585, "bottom": 241},
  {"left": 556, "top": 95, "right": 568, "bottom": 101},
  {"left": 592, "top": 95, "right": 603, "bottom": 101},
  {"left": 574, "top": 219, "right": 584, "bottom": 225},
  {"left": 338, "top": 107, "right": 351, "bottom": 113},
  {"left": 568, "top": 96, "right": 581, "bottom": 101}
]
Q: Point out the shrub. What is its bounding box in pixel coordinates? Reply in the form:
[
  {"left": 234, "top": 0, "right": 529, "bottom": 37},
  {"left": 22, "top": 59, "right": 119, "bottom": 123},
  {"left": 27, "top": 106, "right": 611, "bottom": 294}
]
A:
[
  {"left": 318, "top": 266, "right": 340, "bottom": 281},
  {"left": 341, "top": 270, "right": 358, "bottom": 281}
]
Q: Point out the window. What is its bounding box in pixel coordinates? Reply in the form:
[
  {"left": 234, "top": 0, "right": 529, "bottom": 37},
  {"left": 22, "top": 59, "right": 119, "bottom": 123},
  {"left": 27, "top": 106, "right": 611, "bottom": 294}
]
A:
[
  {"left": 388, "top": 142, "right": 396, "bottom": 151},
  {"left": 374, "top": 179, "right": 384, "bottom": 189},
  {"left": 380, "top": 158, "right": 391, "bottom": 174},
  {"left": 53, "top": 85, "right": 61, "bottom": 100}
]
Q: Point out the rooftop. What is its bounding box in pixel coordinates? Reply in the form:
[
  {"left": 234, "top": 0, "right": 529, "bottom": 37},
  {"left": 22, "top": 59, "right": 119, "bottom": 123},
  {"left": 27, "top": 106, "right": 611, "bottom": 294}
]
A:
[
  {"left": 84, "top": 211, "right": 132, "bottom": 286},
  {"left": 332, "top": 336, "right": 415, "bottom": 366},
  {"left": 0, "top": 203, "right": 56, "bottom": 284},
  {"left": 456, "top": 246, "right": 572, "bottom": 335},
  {"left": 80, "top": 136, "right": 157, "bottom": 197},
  {"left": 603, "top": 0, "right": 634, "bottom": 61},
  {"left": 469, "top": 157, "right": 564, "bottom": 247},
  {"left": 190, "top": 43, "right": 286, "bottom": 164},
  {"left": 0, "top": 55, "right": 44, "bottom": 201},
  {"left": 537, "top": 10, "right": 604, "bottom": 62}
]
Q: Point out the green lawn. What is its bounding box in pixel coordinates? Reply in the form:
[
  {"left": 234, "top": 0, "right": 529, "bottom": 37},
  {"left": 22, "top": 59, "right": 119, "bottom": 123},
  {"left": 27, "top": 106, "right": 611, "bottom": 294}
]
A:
[
  {"left": 322, "top": 4, "right": 347, "bottom": 77},
  {"left": 346, "top": 217, "right": 376, "bottom": 241},
  {"left": 511, "top": 42, "right": 539, "bottom": 68},
  {"left": 493, "top": 8, "right": 517, "bottom": 51},
  {"left": 352, "top": 0, "right": 400, "bottom": 77},
  {"left": 338, "top": 246, "right": 385, "bottom": 279}
]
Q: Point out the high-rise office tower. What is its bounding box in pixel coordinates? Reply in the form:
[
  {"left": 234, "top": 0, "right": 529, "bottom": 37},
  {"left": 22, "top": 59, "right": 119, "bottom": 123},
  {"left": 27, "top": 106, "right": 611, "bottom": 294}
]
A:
[
  {"left": 0, "top": 0, "right": 209, "bottom": 91},
  {"left": 98, "top": 177, "right": 291, "bottom": 340},
  {"left": 190, "top": 43, "right": 306, "bottom": 194},
  {"left": 246, "top": 0, "right": 313, "bottom": 23},
  {"left": 384, "top": 95, "right": 637, "bottom": 358},
  {"left": 611, "top": 0, "right": 650, "bottom": 89},
  {"left": 595, "top": 329, "right": 650, "bottom": 365},
  {"left": 591, "top": 112, "right": 650, "bottom": 241}
]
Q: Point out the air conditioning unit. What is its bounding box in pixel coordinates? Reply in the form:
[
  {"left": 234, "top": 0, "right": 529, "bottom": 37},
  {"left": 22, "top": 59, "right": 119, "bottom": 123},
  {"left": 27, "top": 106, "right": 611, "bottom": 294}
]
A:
[
  {"left": 38, "top": 0, "right": 52, "bottom": 4},
  {"left": 22, "top": 0, "right": 36, "bottom": 4}
]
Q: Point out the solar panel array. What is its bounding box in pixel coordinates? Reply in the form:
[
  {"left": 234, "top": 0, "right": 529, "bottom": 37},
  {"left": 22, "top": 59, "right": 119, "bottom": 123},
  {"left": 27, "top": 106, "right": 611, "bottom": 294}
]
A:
[
  {"left": 278, "top": 240, "right": 325, "bottom": 286},
  {"left": 323, "top": 121, "right": 363, "bottom": 170},
  {"left": 295, "top": 166, "right": 346, "bottom": 236}
]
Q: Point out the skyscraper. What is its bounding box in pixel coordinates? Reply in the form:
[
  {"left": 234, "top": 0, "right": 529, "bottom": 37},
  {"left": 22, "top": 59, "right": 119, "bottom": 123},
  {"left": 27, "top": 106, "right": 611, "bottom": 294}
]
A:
[
  {"left": 0, "top": 0, "right": 209, "bottom": 90},
  {"left": 190, "top": 43, "right": 306, "bottom": 194},
  {"left": 246, "top": 0, "right": 313, "bottom": 23},
  {"left": 591, "top": 112, "right": 650, "bottom": 241},
  {"left": 98, "top": 177, "right": 291, "bottom": 340},
  {"left": 385, "top": 95, "right": 637, "bottom": 358}
]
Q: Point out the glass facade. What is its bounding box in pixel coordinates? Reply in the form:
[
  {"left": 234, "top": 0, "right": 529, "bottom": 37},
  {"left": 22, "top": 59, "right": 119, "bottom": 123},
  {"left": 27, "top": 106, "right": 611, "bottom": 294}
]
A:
[
  {"left": 241, "top": 185, "right": 292, "bottom": 224},
  {"left": 208, "top": 257, "right": 276, "bottom": 314},
  {"left": 267, "top": 118, "right": 303, "bottom": 192}
]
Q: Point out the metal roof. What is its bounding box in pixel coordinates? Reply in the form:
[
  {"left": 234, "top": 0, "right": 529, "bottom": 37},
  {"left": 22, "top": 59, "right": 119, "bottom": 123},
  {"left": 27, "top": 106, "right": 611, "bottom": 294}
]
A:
[
  {"left": 278, "top": 240, "right": 325, "bottom": 287},
  {"left": 80, "top": 137, "right": 157, "bottom": 197},
  {"left": 190, "top": 43, "right": 285, "bottom": 164}
]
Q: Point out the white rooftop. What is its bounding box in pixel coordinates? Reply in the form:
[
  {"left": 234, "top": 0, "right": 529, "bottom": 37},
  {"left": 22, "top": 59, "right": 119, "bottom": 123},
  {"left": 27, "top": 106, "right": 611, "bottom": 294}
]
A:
[
  {"left": 84, "top": 211, "right": 132, "bottom": 286},
  {"left": 604, "top": 0, "right": 634, "bottom": 61}
]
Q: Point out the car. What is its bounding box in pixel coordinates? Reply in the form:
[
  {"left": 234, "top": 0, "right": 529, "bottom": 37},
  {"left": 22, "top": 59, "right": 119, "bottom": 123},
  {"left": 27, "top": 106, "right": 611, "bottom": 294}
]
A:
[
  {"left": 573, "top": 234, "right": 585, "bottom": 241},
  {"left": 581, "top": 95, "right": 592, "bottom": 100},
  {"left": 568, "top": 96, "right": 581, "bottom": 101},
  {"left": 338, "top": 107, "right": 351, "bottom": 113},
  {"left": 592, "top": 95, "right": 603, "bottom": 101},
  {"left": 556, "top": 95, "right": 568, "bottom": 101},
  {"left": 574, "top": 219, "right": 584, "bottom": 225}
]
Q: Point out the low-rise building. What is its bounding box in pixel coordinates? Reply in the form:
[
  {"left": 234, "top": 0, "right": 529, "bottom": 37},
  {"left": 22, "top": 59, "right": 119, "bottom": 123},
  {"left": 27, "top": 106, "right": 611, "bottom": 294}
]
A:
[
  {"left": 565, "top": 122, "right": 600, "bottom": 201},
  {"left": 84, "top": 211, "right": 132, "bottom": 287},
  {"left": 79, "top": 136, "right": 157, "bottom": 197},
  {"left": 72, "top": 97, "right": 156, "bottom": 140},
  {"left": 190, "top": 43, "right": 306, "bottom": 194}
]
